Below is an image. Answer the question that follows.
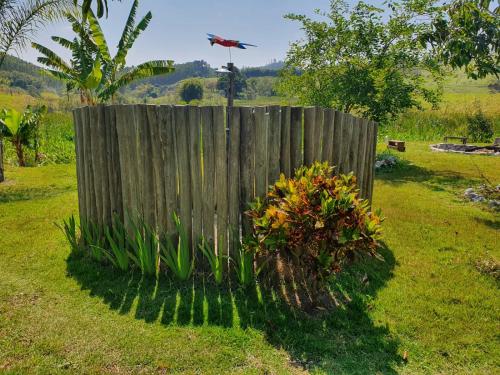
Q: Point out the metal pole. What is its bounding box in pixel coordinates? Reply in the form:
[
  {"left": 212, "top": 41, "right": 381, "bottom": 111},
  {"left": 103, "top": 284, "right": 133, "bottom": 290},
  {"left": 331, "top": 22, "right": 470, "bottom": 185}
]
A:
[{"left": 227, "top": 62, "right": 235, "bottom": 108}]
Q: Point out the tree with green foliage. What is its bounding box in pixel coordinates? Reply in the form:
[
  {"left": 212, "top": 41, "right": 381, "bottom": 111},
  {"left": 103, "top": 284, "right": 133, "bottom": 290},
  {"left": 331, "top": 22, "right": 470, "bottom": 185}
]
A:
[
  {"left": 420, "top": 0, "right": 499, "bottom": 79},
  {"left": 217, "top": 67, "right": 247, "bottom": 99},
  {"left": 279, "top": 0, "right": 444, "bottom": 123},
  {"left": 0, "top": 106, "right": 46, "bottom": 167},
  {"left": 0, "top": 0, "right": 70, "bottom": 68},
  {"left": 179, "top": 79, "right": 204, "bottom": 103},
  {"left": 32, "top": 0, "right": 174, "bottom": 104}
]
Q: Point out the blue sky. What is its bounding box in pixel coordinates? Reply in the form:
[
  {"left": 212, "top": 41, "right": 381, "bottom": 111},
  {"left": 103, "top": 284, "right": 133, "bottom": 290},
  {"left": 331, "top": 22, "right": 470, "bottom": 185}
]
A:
[{"left": 22, "top": 0, "right": 343, "bottom": 68}]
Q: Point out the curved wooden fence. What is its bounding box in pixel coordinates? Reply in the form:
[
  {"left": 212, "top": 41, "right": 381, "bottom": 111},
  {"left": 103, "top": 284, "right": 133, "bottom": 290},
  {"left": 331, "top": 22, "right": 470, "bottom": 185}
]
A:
[{"left": 72, "top": 105, "right": 378, "bottom": 256}]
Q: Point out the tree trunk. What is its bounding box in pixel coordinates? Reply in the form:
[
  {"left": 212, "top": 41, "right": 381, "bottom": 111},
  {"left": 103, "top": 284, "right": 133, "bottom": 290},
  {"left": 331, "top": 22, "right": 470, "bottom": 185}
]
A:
[
  {"left": 0, "top": 139, "right": 4, "bottom": 182},
  {"left": 14, "top": 140, "right": 25, "bottom": 167}
]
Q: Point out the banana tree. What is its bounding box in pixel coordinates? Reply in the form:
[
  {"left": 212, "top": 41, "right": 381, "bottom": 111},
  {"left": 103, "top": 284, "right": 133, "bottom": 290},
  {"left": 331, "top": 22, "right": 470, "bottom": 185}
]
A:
[
  {"left": 33, "top": 0, "right": 174, "bottom": 104},
  {"left": 0, "top": 108, "right": 40, "bottom": 167}
]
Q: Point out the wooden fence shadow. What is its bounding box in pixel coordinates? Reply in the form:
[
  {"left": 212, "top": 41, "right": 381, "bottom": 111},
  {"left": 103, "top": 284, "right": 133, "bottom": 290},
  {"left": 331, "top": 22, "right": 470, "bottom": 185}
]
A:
[{"left": 66, "top": 243, "right": 400, "bottom": 373}]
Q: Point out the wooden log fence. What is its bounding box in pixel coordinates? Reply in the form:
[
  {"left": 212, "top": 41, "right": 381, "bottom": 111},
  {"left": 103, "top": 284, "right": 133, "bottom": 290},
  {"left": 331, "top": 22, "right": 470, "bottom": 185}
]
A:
[{"left": 73, "top": 105, "right": 378, "bottom": 260}]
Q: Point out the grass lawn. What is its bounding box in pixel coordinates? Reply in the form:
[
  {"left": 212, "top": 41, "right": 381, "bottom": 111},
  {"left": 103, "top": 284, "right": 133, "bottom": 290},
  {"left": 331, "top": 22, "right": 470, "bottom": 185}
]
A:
[{"left": 0, "top": 142, "right": 498, "bottom": 374}]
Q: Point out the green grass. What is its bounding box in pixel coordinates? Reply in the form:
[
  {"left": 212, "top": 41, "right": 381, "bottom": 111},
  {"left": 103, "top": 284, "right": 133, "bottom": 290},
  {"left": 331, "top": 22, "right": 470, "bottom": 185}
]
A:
[{"left": 0, "top": 142, "right": 498, "bottom": 374}]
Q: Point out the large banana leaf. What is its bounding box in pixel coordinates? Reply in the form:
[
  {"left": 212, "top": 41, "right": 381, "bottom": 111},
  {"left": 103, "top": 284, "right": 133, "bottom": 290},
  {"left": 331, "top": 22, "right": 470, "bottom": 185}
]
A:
[{"left": 0, "top": 109, "right": 22, "bottom": 137}]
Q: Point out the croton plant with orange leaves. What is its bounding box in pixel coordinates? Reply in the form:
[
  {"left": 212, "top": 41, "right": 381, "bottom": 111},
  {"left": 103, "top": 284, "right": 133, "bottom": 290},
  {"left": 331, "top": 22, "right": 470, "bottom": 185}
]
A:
[{"left": 246, "top": 162, "right": 383, "bottom": 295}]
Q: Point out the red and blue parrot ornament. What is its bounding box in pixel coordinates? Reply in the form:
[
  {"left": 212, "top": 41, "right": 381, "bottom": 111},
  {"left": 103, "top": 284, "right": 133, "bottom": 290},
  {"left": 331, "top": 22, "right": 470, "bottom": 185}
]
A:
[{"left": 207, "top": 33, "right": 257, "bottom": 49}]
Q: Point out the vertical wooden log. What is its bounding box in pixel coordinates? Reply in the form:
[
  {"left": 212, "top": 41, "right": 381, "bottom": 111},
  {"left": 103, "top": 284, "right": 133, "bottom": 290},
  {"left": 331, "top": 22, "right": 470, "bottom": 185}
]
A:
[
  {"left": 115, "top": 105, "right": 135, "bottom": 224},
  {"left": 321, "top": 108, "right": 335, "bottom": 164},
  {"left": 314, "top": 107, "right": 324, "bottom": 162},
  {"left": 332, "top": 111, "right": 343, "bottom": 172},
  {"left": 303, "top": 107, "right": 316, "bottom": 166},
  {"left": 158, "top": 105, "right": 178, "bottom": 237},
  {"left": 367, "top": 121, "right": 378, "bottom": 202},
  {"left": 146, "top": 105, "right": 165, "bottom": 230},
  {"left": 174, "top": 105, "right": 192, "bottom": 248},
  {"left": 356, "top": 118, "right": 369, "bottom": 198},
  {"left": 349, "top": 116, "right": 361, "bottom": 181},
  {"left": 213, "top": 105, "right": 228, "bottom": 257},
  {"left": 267, "top": 105, "right": 281, "bottom": 185},
  {"left": 88, "top": 106, "right": 103, "bottom": 227},
  {"left": 240, "top": 107, "right": 255, "bottom": 235},
  {"left": 228, "top": 107, "right": 241, "bottom": 256},
  {"left": 363, "top": 120, "right": 374, "bottom": 201},
  {"left": 279, "top": 106, "right": 291, "bottom": 177},
  {"left": 340, "top": 114, "right": 354, "bottom": 175},
  {"left": 0, "top": 139, "right": 4, "bottom": 183},
  {"left": 254, "top": 107, "right": 268, "bottom": 198},
  {"left": 290, "top": 106, "right": 303, "bottom": 174},
  {"left": 136, "top": 105, "right": 156, "bottom": 226},
  {"left": 72, "top": 108, "right": 86, "bottom": 224},
  {"left": 188, "top": 106, "right": 203, "bottom": 248},
  {"left": 104, "top": 105, "right": 123, "bottom": 222},
  {"left": 96, "top": 105, "right": 111, "bottom": 227},
  {"left": 201, "top": 106, "right": 215, "bottom": 246}
]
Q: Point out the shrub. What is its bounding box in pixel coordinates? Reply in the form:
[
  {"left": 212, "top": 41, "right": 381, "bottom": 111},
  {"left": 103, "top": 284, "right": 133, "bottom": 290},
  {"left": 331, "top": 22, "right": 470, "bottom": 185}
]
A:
[
  {"left": 179, "top": 79, "right": 204, "bottom": 103},
  {"left": 467, "top": 109, "right": 493, "bottom": 143},
  {"left": 246, "top": 162, "right": 383, "bottom": 302}
]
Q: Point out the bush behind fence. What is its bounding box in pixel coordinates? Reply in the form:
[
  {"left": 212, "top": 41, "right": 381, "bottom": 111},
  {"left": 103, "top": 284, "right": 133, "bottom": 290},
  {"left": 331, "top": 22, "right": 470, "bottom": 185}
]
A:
[{"left": 72, "top": 105, "right": 377, "bottom": 261}]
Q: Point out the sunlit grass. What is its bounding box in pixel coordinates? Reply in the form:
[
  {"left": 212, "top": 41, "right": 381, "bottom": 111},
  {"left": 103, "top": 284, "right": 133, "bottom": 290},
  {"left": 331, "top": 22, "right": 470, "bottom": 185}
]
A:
[{"left": 0, "top": 142, "right": 498, "bottom": 373}]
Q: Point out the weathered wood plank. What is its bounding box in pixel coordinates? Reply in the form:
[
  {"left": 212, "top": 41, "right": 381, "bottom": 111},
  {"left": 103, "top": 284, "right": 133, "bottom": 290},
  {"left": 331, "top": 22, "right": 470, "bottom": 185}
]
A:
[
  {"left": 187, "top": 106, "right": 202, "bottom": 248},
  {"left": 146, "top": 105, "right": 164, "bottom": 230},
  {"left": 254, "top": 107, "right": 268, "bottom": 198},
  {"left": 367, "top": 121, "right": 378, "bottom": 202},
  {"left": 303, "top": 107, "right": 316, "bottom": 166},
  {"left": 267, "top": 105, "right": 281, "bottom": 184},
  {"left": 340, "top": 114, "right": 354, "bottom": 175},
  {"left": 157, "top": 105, "right": 177, "bottom": 237},
  {"left": 356, "top": 118, "right": 369, "bottom": 198},
  {"left": 73, "top": 108, "right": 86, "bottom": 224},
  {"left": 321, "top": 108, "right": 335, "bottom": 164},
  {"left": 201, "top": 106, "right": 215, "bottom": 245},
  {"left": 174, "top": 105, "right": 192, "bottom": 248},
  {"left": 96, "top": 105, "right": 111, "bottom": 227},
  {"left": 104, "top": 106, "right": 123, "bottom": 222},
  {"left": 88, "top": 106, "right": 104, "bottom": 227},
  {"left": 363, "top": 120, "right": 374, "bottom": 200},
  {"left": 228, "top": 107, "right": 241, "bottom": 256},
  {"left": 349, "top": 116, "right": 361, "bottom": 182},
  {"left": 279, "top": 106, "right": 291, "bottom": 176},
  {"left": 314, "top": 107, "right": 324, "bottom": 162},
  {"left": 290, "top": 106, "right": 303, "bottom": 173},
  {"left": 240, "top": 107, "right": 255, "bottom": 235},
  {"left": 332, "top": 111, "right": 343, "bottom": 172},
  {"left": 213, "top": 105, "right": 228, "bottom": 257}
]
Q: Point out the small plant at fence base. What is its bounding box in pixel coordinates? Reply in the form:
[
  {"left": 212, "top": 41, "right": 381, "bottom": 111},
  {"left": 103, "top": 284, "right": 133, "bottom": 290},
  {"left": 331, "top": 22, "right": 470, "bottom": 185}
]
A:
[
  {"left": 246, "top": 162, "right": 383, "bottom": 304},
  {"left": 198, "top": 236, "right": 225, "bottom": 285},
  {"left": 58, "top": 162, "right": 383, "bottom": 307},
  {"left": 160, "top": 213, "right": 194, "bottom": 281}
]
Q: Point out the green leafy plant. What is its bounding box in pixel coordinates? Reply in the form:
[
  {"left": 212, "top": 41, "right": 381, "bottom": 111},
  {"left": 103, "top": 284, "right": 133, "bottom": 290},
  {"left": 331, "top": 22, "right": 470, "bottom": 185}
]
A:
[
  {"left": 33, "top": 0, "right": 174, "bottom": 104},
  {"left": 56, "top": 214, "right": 81, "bottom": 255},
  {"left": 246, "top": 162, "right": 383, "bottom": 301},
  {"left": 179, "top": 78, "right": 204, "bottom": 103},
  {"left": 198, "top": 237, "right": 225, "bottom": 285},
  {"left": 0, "top": 0, "right": 69, "bottom": 68},
  {"left": 232, "top": 240, "right": 258, "bottom": 287},
  {"left": 80, "top": 218, "right": 105, "bottom": 261},
  {"left": 127, "top": 216, "right": 159, "bottom": 277},
  {"left": 279, "top": 0, "right": 444, "bottom": 123},
  {"left": 467, "top": 107, "right": 494, "bottom": 143},
  {"left": 160, "top": 213, "right": 194, "bottom": 281},
  {"left": 0, "top": 106, "right": 46, "bottom": 166},
  {"left": 100, "top": 214, "right": 129, "bottom": 271}
]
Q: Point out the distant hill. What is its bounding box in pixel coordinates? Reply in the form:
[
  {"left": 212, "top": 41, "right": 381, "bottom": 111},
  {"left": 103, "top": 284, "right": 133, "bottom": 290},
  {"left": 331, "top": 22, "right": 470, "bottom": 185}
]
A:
[{"left": 0, "top": 55, "right": 63, "bottom": 95}]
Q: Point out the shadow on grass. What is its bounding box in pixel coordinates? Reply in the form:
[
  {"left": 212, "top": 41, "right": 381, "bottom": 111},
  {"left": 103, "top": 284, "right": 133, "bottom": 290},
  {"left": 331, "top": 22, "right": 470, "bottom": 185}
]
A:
[
  {"left": 66, "top": 244, "right": 400, "bottom": 373},
  {"left": 376, "top": 162, "right": 479, "bottom": 193},
  {"left": 0, "top": 185, "right": 74, "bottom": 203}
]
